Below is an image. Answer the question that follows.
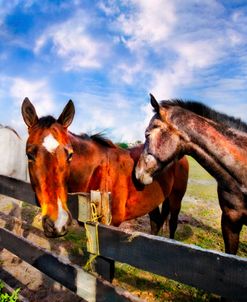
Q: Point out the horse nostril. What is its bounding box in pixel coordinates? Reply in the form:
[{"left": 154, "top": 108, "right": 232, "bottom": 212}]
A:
[
  {"left": 42, "top": 215, "right": 56, "bottom": 237},
  {"left": 43, "top": 215, "right": 53, "bottom": 228},
  {"left": 61, "top": 225, "right": 68, "bottom": 235},
  {"left": 42, "top": 213, "right": 71, "bottom": 237}
]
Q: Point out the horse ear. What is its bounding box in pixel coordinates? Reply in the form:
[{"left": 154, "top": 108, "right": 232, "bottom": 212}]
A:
[
  {"left": 150, "top": 93, "right": 160, "bottom": 113},
  {"left": 57, "top": 100, "right": 75, "bottom": 128},
  {"left": 21, "top": 97, "right": 38, "bottom": 129}
]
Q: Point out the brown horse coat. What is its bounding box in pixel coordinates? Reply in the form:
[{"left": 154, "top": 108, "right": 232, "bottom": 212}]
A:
[{"left": 22, "top": 98, "right": 188, "bottom": 237}]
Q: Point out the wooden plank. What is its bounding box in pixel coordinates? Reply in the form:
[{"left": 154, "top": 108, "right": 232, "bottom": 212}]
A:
[
  {"left": 0, "top": 175, "right": 36, "bottom": 206},
  {"left": 0, "top": 227, "right": 143, "bottom": 302},
  {"left": 95, "top": 223, "right": 247, "bottom": 300}
]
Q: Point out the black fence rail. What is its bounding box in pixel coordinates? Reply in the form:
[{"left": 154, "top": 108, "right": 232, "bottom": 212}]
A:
[{"left": 0, "top": 175, "right": 247, "bottom": 301}]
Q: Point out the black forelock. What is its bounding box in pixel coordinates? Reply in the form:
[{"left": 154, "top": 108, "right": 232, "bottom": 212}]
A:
[{"left": 37, "top": 116, "right": 57, "bottom": 128}]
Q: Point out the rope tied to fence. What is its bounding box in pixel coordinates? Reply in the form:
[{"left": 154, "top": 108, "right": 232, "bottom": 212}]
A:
[
  {"left": 78, "top": 190, "right": 112, "bottom": 271},
  {"left": 84, "top": 202, "right": 100, "bottom": 271}
]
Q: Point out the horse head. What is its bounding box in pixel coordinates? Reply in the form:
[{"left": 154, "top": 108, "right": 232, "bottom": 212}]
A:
[
  {"left": 135, "top": 94, "right": 184, "bottom": 185},
  {"left": 21, "top": 98, "right": 75, "bottom": 237}
]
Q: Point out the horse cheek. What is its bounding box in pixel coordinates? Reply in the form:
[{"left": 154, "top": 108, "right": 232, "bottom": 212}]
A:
[{"left": 157, "top": 133, "right": 174, "bottom": 162}]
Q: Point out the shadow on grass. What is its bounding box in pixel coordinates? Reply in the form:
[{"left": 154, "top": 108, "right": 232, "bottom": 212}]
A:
[
  {"left": 115, "top": 264, "right": 220, "bottom": 302},
  {"left": 177, "top": 213, "right": 222, "bottom": 241},
  {"left": 176, "top": 213, "right": 247, "bottom": 256}
]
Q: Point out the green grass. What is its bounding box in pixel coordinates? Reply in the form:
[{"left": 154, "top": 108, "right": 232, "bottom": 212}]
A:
[
  {"left": 114, "top": 263, "right": 220, "bottom": 302},
  {"left": 0, "top": 281, "right": 19, "bottom": 302},
  {"left": 178, "top": 157, "right": 247, "bottom": 256},
  {"left": 62, "top": 225, "right": 90, "bottom": 265}
]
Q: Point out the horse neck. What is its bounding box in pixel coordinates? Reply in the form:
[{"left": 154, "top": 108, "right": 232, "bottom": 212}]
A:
[
  {"left": 176, "top": 111, "right": 247, "bottom": 192},
  {"left": 69, "top": 134, "right": 111, "bottom": 192}
]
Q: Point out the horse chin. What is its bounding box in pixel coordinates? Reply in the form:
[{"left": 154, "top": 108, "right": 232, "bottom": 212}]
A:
[
  {"left": 135, "top": 168, "right": 154, "bottom": 185},
  {"left": 141, "top": 173, "right": 153, "bottom": 185},
  {"left": 135, "top": 153, "right": 158, "bottom": 185}
]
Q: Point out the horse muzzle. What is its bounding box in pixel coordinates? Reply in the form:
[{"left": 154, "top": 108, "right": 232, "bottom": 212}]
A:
[
  {"left": 135, "top": 153, "right": 158, "bottom": 185},
  {"left": 42, "top": 213, "right": 72, "bottom": 238}
]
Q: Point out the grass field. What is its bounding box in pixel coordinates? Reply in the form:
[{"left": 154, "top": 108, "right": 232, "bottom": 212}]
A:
[{"left": 179, "top": 157, "right": 247, "bottom": 256}]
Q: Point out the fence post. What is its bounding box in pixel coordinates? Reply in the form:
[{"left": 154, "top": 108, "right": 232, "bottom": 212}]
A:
[
  {"left": 95, "top": 256, "right": 115, "bottom": 282},
  {"left": 75, "top": 192, "right": 115, "bottom": 283}
]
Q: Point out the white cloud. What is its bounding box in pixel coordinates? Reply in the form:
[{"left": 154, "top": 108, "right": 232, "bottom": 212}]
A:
[
  {"left": 35, "top": 11, "right": 108, "bottom": 70},
  {"left": 2, "top": 0, "right": 247, "bottom": 143},
  {"left": 150, "top": 39, "right": 224, "bottom": 99},
  {"left": 10, "top": 78, "right": 55, "bottom": 117},
  {"left": 0, "top": 76, "right": 55, "bottom": 136},
  {"left": 102, "top": 0, "right": 247, "bottom": 104},
  {"left": 97, "top": 0, "right": 120, "bottom": 16},
  {"left": 116, "top": 0, "right": 176, "bottom": 51},
  {"left": 66, "top": 91, "right": 147, "bottom": 142},
  {"left": 116, "top": 61, "right": 145, "bottom": 84}
]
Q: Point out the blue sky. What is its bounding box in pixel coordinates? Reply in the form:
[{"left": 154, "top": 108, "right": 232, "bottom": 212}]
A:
[{"left": 1, "top": 0, "right": 247, "bottom": 142}]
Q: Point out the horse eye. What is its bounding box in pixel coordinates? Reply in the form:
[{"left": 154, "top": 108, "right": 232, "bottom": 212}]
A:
[
  {"left": 152, "top": 125, "right": 160, "bottom": 130},
  {"left": 67, "top": 152, "right": 73, "bottom": 162},
  {"left": 27, "top": 152, "right": 35, "bottom": 162}
]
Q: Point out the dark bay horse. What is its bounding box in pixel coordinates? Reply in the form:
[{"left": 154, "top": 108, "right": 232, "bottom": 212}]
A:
[
  {"left": 21, "top": 98, "right": 189, "bottom": 238},
  {"left": 136, "top": 94, "right": 247, "bottom": 254}
]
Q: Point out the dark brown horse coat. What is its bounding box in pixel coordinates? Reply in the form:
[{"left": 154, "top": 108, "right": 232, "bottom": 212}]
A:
[{"left": 136, "top": 94, "right": 247, "bottom": 254}]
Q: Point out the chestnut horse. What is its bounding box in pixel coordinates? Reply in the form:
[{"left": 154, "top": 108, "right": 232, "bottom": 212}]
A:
[
  {"left": 21, "top": 98, "right": 188, "bottom": 238},
  {"left": 136, "top": 94, "right": 247, "bottom": 255}
]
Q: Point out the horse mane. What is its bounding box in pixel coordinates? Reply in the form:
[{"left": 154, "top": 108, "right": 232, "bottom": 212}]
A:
[
  {"left": 0, "top": 124, "right": 20, "bottom": 138},
  {"left": 72, "top": 132, "right": 116, "bottom": 148},
  {"left": 90, "top": 133, "right": 116, "bottom": 148},
  {"left": 160, "top": 100, "right": 247, "bottom": 132}
]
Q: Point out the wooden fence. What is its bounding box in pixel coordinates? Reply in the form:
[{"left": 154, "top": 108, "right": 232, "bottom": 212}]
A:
[{"left": 0, "top": 175, "right": 247, "bottom": 301}]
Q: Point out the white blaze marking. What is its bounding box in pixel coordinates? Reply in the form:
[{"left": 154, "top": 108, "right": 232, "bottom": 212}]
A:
[
  {"left": 55, "top": 199, "right": 69, "bottom": 232},
  {"left": 42, "top": 133, "right": 59, "bottom": 153}
]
